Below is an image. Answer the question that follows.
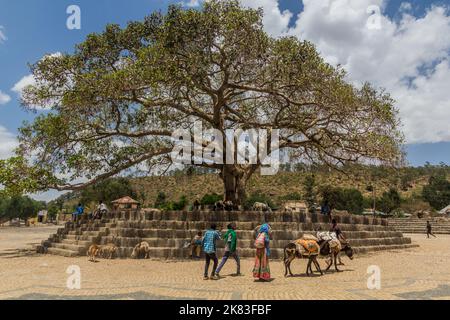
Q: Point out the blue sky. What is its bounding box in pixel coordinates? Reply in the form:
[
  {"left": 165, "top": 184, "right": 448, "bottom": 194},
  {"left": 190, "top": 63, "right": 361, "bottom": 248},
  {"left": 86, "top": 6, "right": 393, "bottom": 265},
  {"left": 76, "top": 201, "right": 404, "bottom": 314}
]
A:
[{"left": 1, "top": 0, "right": 450, "bottom": 172}]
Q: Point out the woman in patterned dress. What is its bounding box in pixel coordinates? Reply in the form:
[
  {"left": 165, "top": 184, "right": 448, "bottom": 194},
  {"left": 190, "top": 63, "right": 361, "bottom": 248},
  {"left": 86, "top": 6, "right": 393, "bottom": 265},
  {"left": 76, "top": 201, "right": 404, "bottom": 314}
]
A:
[{"left": 253, "top": 223, "right": 271, "bottom": 281}]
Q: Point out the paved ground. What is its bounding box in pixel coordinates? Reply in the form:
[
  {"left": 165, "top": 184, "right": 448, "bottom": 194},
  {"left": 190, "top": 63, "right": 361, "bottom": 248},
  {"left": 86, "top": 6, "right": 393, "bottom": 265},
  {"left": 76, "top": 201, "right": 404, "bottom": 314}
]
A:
[
  {"left": 0, "top": 226, "right": 449, "bottom": 300},
  {"left": 0, "top": 225, "right": 59, "bottom": 256}
]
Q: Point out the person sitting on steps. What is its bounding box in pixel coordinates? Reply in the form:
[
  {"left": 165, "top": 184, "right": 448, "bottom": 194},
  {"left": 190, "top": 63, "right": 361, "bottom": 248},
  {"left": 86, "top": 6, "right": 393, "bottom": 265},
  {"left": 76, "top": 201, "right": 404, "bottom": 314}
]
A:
[
  {"left": 191, "top": 231, "right": 203, "bottom": 259},
  {"left": 93, "top": 200, "right": 108, "bottom": 220}
]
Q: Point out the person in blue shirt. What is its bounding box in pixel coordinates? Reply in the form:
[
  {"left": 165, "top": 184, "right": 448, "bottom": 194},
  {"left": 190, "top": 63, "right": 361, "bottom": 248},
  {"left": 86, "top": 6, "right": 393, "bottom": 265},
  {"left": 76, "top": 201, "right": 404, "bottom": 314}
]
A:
[
  {"left": 74, "top": 203, "right": 84, "bottom": 223},
  {"left": 202, "top": 224, "right": 221, "bottom": 280}
]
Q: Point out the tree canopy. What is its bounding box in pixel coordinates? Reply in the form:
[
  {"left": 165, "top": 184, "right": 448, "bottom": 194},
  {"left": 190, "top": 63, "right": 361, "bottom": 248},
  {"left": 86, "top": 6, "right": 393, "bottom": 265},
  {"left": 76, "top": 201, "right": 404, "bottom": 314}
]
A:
[
  {"left": 0, "top": 0, "right": 403, "bottom": 204},
  {"left": 422, "top": 175, "right": 450, "bottom": 210},
  {"left": 0, "top": 194, "right": 45, "bottom": 222},
  {"left": 79, "top": 177, "right": 137, "bottom": 206}
]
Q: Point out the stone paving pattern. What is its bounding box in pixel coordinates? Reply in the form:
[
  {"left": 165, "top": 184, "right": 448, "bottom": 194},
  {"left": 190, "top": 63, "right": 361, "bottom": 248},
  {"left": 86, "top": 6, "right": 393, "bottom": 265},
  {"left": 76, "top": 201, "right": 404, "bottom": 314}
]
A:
[{"left": 0, "top": 226, "right": 449, "bottom": 300}]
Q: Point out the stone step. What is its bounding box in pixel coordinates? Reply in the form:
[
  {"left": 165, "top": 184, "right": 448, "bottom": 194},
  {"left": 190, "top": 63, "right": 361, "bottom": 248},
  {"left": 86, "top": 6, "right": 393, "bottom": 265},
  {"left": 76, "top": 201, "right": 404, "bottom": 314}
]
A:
[
  {"left": 113, "top": 211, "right": 391, "bottom": 225},
  {"left": 107, "top": 243, "right": 419, "bottom": 259},
  {"left": 389, "top": 222, "right": 450, "bottom": 227},
  {"left": 389, "top": 218, "right": 450, "bottom": 221},
  {"left": 391, "top": 226, "right": 450, "bottom": 229},
  {"left": 99, "top": 235, "right": 411, "bottom": 249},
  {"left": 391, "top": 229, "right": 450, "bottom": 231},
  {"left": 61, "top": 239, "right": 93, "bottom": 246},
  {"left": 65, "top": 234, "right": 101, "bottom": 241},
  {"left": 389, "top": 223, "right": 450, "bottom": 226},
  {"left": 37, "top": 213, "right": 414, "bottom": 260},
  {"left": 50, "top": 242, "right": 88, "bottom": 254},
  {"left": 108, "top": 220, "right": 394, "bottom": 232},
  {"left": 106, "top": 228, "right": 402, "bottom": 240},
  {"left": 67, "top": 230, "right": 106, "bottom": 236},
  {"left": 391, "top": 229, "right": 450, "bottom": 234},
  {"left": 46, "top": 247, "right": 80, "bottom": 257}
]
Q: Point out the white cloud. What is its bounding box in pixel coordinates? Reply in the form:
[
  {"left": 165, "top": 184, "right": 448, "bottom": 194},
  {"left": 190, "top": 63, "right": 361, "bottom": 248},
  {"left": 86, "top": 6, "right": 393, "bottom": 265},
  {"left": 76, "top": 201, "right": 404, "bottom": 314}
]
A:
[
  {"left": 0, "top": 90, "right": 11, "bottom": 105},
  {"left": 11, "top": 74, "right": 36, "bottom": 97},
  {"left": 12, "top": 53, "right": 62, "bottom": 97},
  {"left": 11, "top": 52, "right": 63, "bottom": 110},
  {"left": 30, "top": 190, "right": 67, "bottom": 202},
  {"left": 0, "top": 126, "right": 18, "bottom": 160},
  {"left": 399, "top": 2, "right": 412, "bottom": 12},
  {"left": 241, "top": 0, "right": 450, "bottom": 144},
  {"left": 242, "top": 0, "right": 293, "bottom": 36},
  {"left": 183, "top": 0, "right": 201, "bottom": 7}
]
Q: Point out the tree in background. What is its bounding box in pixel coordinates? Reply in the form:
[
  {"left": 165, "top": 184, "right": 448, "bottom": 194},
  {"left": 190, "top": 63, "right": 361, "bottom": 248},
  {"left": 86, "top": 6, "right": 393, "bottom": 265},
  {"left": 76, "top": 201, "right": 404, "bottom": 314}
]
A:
[
  {"left": 303, "top": 174, "right": 317, "bottom": 213},
  {"left": 0, "top": 0, "right": 403, "bottom": 206},
  {"left": 320, "top": 185, "right": 364, "bottom": 215},
  {"left": 200, "top": 193, "right": 223, "bottom": 207},
  {"left": 80, "top": 178, "right": 137, "bottom": 206},
  {"left": 422, "top": 175, "right": 450, "bottom": 210},
  {"left": 47, "top": 204, "right": 59, "bottom": 222},
  {"left": 154, "top": 191, "right": 168, "bottom": 209},
  {"left": 0, "top": 195, "right": 45, "bottom": 224},
  {"left": 377, "top": 188, "right": 401, "bottom": 214}
]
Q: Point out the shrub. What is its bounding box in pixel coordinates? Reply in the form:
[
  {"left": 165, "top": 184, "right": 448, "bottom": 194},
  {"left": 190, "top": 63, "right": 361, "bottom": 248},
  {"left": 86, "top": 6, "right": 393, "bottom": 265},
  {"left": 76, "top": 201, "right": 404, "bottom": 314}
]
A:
[
  {"left": 422, "top": 175, "right": 450, "bottom": 210},
  {"left": 200, "top": 193, "right": 223, "bottom": 206},
  {"left": 172, "top": 196, "right": 188, "bottom": 210},
  {"left": 303, "top": 174, "right": 317, "bottom": 213},
  {"left": 80, "top": 177, "right": 137, "bottom": 206},
  {"left": 377, "top": 188, "right": 401, "bottom": 214},
  {"left": 320, "top": 186, "right": 364, "bottom": 215},
  {"left": 154, "top": 192, "right": 168, "bottom": 209}
]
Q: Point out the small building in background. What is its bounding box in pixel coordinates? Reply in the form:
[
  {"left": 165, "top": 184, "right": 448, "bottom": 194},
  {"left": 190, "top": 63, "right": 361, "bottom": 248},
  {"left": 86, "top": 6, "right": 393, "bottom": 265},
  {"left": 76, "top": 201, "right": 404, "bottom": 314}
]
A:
[
  {"left": 37, "top": 210, "right": 48, "bottom": 223},
  {"left": 439, "top": 205, "right": 450, "bottom": 216},
  {"left": 282, "top": 200, "right": 308, "bottom": 214},
  {"left": 112, "top": 196, "right": 140, "bottom": 211}
]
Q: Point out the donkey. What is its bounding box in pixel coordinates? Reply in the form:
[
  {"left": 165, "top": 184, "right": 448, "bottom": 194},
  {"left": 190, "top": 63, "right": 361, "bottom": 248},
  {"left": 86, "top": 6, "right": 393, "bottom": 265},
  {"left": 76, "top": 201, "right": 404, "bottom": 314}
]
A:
[
  {"left": 283, "top": 240, "right": 323, "bottom": 277},
  {"left": 319, "top": 240, "right": 354, "bottom": 272}
]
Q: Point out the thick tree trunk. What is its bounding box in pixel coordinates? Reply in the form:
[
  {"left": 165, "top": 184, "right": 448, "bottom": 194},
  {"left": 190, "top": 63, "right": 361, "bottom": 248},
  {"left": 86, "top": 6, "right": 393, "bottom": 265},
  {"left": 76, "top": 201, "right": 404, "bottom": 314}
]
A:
[{"left": 221, "top": 165, "right": 247, "bottom": 206}]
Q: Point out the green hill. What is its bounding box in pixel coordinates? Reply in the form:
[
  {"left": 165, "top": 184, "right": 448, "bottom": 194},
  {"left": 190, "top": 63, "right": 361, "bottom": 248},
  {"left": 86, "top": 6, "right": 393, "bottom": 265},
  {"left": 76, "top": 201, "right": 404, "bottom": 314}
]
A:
[{"left": 56, "top": 164, "right": 450, "bottom": 214}]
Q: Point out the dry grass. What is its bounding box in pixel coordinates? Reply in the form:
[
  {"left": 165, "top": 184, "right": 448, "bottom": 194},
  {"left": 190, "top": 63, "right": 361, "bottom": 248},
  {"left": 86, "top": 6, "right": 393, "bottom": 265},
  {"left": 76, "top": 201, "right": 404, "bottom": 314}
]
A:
[{"left": 131, "top": 171, "right": 430, "bottom": 208}]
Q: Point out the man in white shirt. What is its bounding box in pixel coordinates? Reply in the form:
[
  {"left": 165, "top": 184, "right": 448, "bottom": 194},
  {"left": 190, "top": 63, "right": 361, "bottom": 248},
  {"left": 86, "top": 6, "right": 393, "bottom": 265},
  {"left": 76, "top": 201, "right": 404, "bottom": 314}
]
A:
[{"left": 94, "top": 201, "right": 108, "bottom": 219}]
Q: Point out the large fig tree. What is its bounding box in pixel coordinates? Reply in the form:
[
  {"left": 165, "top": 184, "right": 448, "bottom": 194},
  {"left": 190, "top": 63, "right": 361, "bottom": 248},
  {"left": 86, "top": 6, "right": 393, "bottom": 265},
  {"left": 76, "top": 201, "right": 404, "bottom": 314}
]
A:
[{"left": 0, "top": 0, "right": 403, "bottom": 205}]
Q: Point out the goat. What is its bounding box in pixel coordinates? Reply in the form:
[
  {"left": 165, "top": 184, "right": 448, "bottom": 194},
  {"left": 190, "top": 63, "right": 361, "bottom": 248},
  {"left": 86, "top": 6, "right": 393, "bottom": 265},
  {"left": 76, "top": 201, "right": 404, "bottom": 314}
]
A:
[
  {"left": 252, "top": 202, "right": 272, "bottom": 212},
  {"left": 131, "top": 241, "right": 151, "bottom": 259}
]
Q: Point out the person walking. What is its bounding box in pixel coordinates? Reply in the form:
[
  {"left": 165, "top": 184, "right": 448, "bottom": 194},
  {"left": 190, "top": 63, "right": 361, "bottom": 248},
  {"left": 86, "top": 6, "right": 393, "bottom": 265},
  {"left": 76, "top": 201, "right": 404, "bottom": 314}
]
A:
[
  {"left": 202, "top": 224, "right": 221, "bottom": 280},
  {"left": 253, "top": 223, "right": 271, "bottom": 281},
  {"left": 427, "top": 221, "right": 437, "bottom": 238},
  {"left": 214, "top": 223, "right": 240, "bottom": 277}
]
